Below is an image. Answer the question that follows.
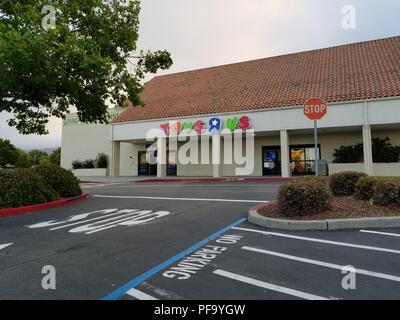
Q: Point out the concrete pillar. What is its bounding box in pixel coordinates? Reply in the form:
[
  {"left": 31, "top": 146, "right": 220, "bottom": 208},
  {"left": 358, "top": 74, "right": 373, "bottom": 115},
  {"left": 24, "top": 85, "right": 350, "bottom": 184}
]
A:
[
  {"left": 363, "top": 125, "right": 374, "bottom": 175},
  {"left": 110, "top": 141, "right": 120, "bottom": 177},
  {"left": 212, "top": 134, "right": 221, "bottom": 177},
  {"left": 157, "top": 137, "right": 167, "bottom": 178},
  {"left": 280, "top": 130, "right": 291, "bottom": 178}
]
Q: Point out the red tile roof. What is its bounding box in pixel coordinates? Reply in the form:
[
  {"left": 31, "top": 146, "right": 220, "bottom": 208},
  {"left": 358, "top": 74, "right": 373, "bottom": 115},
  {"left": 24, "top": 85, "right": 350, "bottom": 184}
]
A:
[{"left": 113, "top": 36, "right": 400, "bottom": 123}]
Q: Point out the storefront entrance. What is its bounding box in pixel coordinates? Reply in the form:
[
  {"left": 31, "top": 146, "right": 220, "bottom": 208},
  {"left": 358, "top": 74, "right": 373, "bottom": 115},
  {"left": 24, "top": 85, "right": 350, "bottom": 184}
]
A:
[
  {"left": 138, "top": 150, "right": 177, "bottom": 176},
  {"left": 290, "top": 144, "right": 321, "bottom": 175},
  {"left": 138, "top": 151, "right": 157, "bottom": 176},
  {"left": 167, "top": 151, "right": 177, "bottom": 176},
  {"left": 262, "top": 146, "right": 282, "bottom": 176}
]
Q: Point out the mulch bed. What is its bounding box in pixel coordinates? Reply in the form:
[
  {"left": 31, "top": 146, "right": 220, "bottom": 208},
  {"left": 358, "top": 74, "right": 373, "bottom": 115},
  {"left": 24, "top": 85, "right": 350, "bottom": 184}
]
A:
[{"left": 259, "top": 197, "right": 400, "bottom": 221}]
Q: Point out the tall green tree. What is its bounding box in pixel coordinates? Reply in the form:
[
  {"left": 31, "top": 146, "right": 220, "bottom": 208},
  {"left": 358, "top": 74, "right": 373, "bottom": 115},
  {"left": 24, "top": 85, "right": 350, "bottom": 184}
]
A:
[
  {"left": 0, "top": 1, "right": 172, "bottom": 134},
  {"left": 0, "top": 138, "right": 19, "bottom": 168},
  {"left": 49, "top": 147, "right": 61, "bottom": 166},
  {"left": 28, "top": 149, "right": 48, "bottom": 166}
]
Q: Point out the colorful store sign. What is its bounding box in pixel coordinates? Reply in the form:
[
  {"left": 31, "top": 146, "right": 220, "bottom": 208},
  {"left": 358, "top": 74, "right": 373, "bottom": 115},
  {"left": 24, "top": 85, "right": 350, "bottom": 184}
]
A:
[{"left": 160, "top": 115, "right": 251, "bottom": 135}]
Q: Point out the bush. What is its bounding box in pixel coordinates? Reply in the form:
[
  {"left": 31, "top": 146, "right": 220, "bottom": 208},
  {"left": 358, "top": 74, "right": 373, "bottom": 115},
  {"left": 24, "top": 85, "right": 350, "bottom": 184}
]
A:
[
  {"left": 72, "top": 160, "right": 82, "bottom": 169},
  {"left": 96, "top": 153, "right": 108, "bottom": 168},
  {"left": 33, "top": 164, "right": 82, "bottom": 198},
  {"left": 278, "top": 176, "right": 331, "bottom": 216},
  {"left": 355, "top": 176, "right": 382, "bottom": 200},
  {"left": 329, "top": 171, "right": 367, "bottom": 196},
  {"left": 373, "top": 178, "right": 400, "bottom": 206},
  {"left": 0, "top": 169, "right": 58, "bottom": 208},
  {"left": 333, "top": 144, "right": 363, "bottom": 163},
  {"left": 82, "top": 159, "right": 95, "bottom": 169}
]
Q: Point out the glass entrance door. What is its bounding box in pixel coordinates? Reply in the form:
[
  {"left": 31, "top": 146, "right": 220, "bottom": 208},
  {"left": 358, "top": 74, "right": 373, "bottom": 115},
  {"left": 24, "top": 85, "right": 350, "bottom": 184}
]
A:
[
  {"left": 290, "top": 145, "right": 320, "bottom": 175},
  {"left": 138, "top": 151, "right": 157, "bottom": 176},
  {"left": 167, "top": 151, "right": 177, "bottom": 176},
  {"left": 262, "top": 147, "right": 281, "bottom": 176}
]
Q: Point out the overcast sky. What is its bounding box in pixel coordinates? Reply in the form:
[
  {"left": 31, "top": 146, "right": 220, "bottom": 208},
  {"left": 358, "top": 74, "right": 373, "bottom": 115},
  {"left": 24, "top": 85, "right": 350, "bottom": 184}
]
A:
[{"left": 2, "top": 0, "right": 400, "bottom": 150}]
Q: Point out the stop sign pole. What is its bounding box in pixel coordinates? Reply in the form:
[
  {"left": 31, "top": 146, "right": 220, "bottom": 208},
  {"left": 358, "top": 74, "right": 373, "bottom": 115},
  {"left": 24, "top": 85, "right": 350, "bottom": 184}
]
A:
[
  {"left": 313, "top": 119, "right": 318, "bottom": 176},
  {"left": 303, "top": 98, "right": 328, "bottom": 176}
]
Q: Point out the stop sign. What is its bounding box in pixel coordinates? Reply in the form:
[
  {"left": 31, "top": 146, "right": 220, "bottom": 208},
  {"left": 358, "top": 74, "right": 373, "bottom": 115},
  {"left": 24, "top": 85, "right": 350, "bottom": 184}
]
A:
[{"left": 304, "top": 98, "right": 328, "bottom": 120}]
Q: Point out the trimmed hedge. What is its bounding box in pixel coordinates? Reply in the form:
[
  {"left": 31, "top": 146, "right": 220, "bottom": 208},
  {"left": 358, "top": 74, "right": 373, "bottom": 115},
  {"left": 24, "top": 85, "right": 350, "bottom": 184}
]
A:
[
  {"left": 355, "top": 176, "right": 382, "bottom": 200},
  {"left": 72, "top": 160, "right": 82, "bottom": 169},
  {"left": 0, "top": 169, "right": 58, "bottom": 208},
  {"left": 329, "top": 171, "right": 367, "bottom": 196},
  {"left": 373, "top": 178, "right": 400, "bottom": 206},
  {"left": 96, "top": 153, "right": 108, "bottom": 169},
  {"left": 82, "top": 159, "right": 95, "bottom": 169},
  {"left": 355, "top": 176, "right": 400, "bottom": 206},
  {"left": 33, "top": 164, "right": 82, "bottom": 198},
  {"left": 278, "top": 176, "right": 331, "bottom": 216}
]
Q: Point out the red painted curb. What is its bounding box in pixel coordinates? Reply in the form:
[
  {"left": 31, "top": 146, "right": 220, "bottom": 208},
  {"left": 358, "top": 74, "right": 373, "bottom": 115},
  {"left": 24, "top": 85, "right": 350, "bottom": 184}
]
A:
[
  {"left": 0, "top": 194, "right": 89, "bottom": 218},
  {"left": 249, "top": 200, "right": 277, "bottom": 213},
  {"left": 133, "top": 177, "right": 292, "bottom": 183}
]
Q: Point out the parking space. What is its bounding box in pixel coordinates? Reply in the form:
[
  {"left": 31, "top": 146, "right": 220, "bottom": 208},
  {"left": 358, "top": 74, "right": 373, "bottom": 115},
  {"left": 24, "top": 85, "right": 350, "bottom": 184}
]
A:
[
  {"left": 115, "top": 222, "right": 400, "bottom": 300},
  {"left": 1, "top": 180, "right": 399, "bottom": 300}
]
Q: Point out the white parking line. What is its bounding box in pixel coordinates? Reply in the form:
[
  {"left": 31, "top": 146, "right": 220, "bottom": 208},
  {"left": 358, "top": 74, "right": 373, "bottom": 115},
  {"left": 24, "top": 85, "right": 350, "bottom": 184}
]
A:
[
  {"left": 93, "top": 195, "right": 267, "bottom": 203},
  {"left": 0, "top": 243, "right": 13, "bottom": 251},
  {"left": 360, "top": 230, "right": 400, "bottom": 238},
  {"left": 81, "top": 183, "right": 125, "bottom": 189},
  {"left": 233, "top": 227, "right": 400, "bottom": 254},
  {"left": 242, "top": 246, "right": 400, "bottom": 282},
  {"left": 109, "top": 184, "right": 279, "bottom": 188},
  {"left": 126, "top": 288, "right": 158, "bottom": 300},
  {"left": 213, "top": 269, "right": 329, "bottom": 300}
]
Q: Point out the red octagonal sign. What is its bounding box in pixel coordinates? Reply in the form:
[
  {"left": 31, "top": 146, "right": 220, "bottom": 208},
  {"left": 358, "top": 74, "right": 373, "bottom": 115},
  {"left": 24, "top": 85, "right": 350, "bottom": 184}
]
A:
[{"left": 303, "top": 98, "right": 328, "bottom": 120}]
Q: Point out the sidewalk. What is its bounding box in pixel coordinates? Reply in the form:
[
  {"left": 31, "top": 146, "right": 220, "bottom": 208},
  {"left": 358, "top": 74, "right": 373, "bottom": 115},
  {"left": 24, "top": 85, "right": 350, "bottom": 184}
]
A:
[{"left": 78, "top": 176, "right": 290, "bottom": 183}]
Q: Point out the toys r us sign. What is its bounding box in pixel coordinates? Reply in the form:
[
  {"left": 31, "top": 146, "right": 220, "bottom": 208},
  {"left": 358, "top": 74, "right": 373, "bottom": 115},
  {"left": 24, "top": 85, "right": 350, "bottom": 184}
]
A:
[{"left": 160, "top": 116, "right": 251, "bottom": 135}]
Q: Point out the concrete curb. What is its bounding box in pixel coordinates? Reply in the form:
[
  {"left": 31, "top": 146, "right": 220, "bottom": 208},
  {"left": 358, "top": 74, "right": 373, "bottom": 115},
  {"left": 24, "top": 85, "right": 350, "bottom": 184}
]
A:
[{"left": 248, "top": 202, "right": 400, "bottom": 231}]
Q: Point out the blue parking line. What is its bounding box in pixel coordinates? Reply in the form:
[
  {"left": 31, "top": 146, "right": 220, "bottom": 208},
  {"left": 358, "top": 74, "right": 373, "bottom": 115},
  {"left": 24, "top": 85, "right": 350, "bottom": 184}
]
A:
[{"left": 101, "top": 217, "right": 247, "bottom": 300}]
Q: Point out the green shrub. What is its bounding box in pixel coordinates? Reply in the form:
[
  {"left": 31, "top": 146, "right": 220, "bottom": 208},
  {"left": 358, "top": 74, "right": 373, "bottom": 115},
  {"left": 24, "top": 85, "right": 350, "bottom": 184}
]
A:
[
  {"left": 82, "top": 159, "right": 95, "bottom": 169},
  {"left": 96, "top": 153, "right": 108, "bottom": 169},
  {"left": 373, "top": 178, "right": 400, "bottom": 206},
  {"left": 355, "top": 176, "right": 382, "bottom": 200},
  {"left": 0, "top": 169, "right": 58, "bottom": 208},
  {"left": 333, "top": 144, "right": 363, "bottom": 163},
  {"left": 329, "top": 171, "right": 367, "bottom": 196},
  {"left": 33, "top": 164, "right": 82, "bottom": 198},
  {"left": 278, "top": 176, "right": 332, "bottom": 216},
  {"left": 72, "top": 160, "right": 82, "bottom": 169}
]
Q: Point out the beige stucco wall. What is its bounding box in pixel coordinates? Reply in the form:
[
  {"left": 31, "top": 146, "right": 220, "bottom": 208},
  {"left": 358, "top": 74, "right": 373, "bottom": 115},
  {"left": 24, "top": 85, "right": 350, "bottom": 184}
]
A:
[
  {"left": 173, "top": 129, "right": 400, "bottom": 177},
  {"left": 62, "top": 119, "right": 400, "bottom": 177},
  {"left": 61, "top": 122, "right": 112, "bottom": 170}
]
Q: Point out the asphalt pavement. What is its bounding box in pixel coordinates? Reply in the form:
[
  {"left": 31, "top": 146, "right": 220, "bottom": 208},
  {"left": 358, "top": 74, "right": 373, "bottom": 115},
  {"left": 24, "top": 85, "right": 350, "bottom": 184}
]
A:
[{"left": 0, "top": 180, "right": 399, "bottom": 300}]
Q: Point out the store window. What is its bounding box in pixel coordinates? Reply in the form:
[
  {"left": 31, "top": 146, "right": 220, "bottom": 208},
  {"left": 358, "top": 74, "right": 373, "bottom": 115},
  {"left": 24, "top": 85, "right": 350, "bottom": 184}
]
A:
[{"left": 290, "top": 144, "right": 320, "bottom": 175}]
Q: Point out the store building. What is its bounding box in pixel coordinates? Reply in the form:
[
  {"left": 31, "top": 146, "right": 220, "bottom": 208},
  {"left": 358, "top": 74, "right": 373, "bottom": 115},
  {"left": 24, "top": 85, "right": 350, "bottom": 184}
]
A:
[{"left": 61, "top": 36, "right": 400, "bottom": 177}]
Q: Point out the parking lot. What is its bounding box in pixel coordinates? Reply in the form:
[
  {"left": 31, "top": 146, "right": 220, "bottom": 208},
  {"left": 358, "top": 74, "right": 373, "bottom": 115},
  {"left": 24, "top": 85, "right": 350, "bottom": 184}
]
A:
[{"left": 0, "top": 180, "right": 399, "bottom": 300}]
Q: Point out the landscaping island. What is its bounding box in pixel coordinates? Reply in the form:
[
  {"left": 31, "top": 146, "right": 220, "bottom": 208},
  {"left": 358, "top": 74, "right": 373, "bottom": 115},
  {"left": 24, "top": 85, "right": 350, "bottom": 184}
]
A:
[{"left": 252, "top": 172, "right": 400, "bottom": 230}]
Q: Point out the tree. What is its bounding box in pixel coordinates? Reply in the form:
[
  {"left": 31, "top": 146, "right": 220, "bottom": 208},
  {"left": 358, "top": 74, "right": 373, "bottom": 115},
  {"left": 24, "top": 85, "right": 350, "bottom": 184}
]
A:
[
  {"left": 49, "top": 148, "right": 61, "bottom": 166},
  {"left": 15, "top": 149, "right": 32, "bottom": 168},
  {"left": 28, "top": 149, "right": 48, "bottom": 166},
  {"left": 0, "top": 139, "right": 19, "bottom": 168},
  {"left": 0, "top": 1, "right": 173, "bottom": 135}
]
